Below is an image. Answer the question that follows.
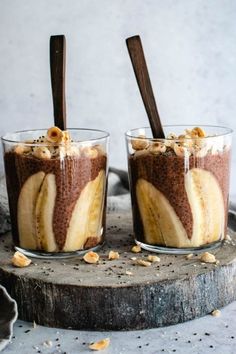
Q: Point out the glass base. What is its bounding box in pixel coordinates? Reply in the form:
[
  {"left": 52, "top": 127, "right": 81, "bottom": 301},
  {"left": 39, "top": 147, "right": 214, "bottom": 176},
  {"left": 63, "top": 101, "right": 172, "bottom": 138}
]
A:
[
  {"left": 15, "top": 242, "right": 104, "bottom": 259},
  {"left": 135, "top": 239, "right": 223, "bottom": 255}
]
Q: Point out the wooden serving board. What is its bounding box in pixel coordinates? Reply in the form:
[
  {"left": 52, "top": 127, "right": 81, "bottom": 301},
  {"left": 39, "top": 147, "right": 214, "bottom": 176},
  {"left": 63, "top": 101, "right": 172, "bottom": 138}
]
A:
[{"left": 0, "top": 212, "right": 236, "bottom": 331}]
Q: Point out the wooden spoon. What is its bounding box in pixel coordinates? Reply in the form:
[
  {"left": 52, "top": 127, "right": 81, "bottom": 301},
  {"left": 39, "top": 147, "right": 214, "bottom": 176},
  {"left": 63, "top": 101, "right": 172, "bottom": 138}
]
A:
[
  {"left": 50, "top": 35, "right": 66, "bottom": 130},
  {"left": 126, "top": 35, "right": 165, "bottom": 138}
]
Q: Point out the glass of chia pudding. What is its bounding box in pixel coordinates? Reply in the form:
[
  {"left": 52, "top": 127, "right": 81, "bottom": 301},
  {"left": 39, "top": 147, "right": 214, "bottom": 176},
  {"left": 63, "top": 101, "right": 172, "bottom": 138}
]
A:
[
  {"left": 126, "top": 125, "right": 232, "bottom": 254},
  {"left": 2, "top": 127, "right": 109, "bottom": 258}
]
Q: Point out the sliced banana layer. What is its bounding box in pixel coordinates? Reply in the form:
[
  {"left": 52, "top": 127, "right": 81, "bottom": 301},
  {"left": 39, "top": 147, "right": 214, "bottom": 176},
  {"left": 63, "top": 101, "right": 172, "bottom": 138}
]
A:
[
  {"left": 63, "top": 170, "right": 106, "bottom": 252},
  {"left": 185, "top": 168, "right": 225, "bottom": 246},
  {"left": 35, "top": 173, "right": 58, "bottom": 252},
  {"left": 17, "top": 172, "right": 57, "bottom": 251},
  {"left": 18, "top": 171, "right": 46, "bottom": 249},
  {"left": 136, "top": 179, "right": 190, "bottom": 247},
  {"left": 136, "top": 168, "right": 225, "bottom": 248}
]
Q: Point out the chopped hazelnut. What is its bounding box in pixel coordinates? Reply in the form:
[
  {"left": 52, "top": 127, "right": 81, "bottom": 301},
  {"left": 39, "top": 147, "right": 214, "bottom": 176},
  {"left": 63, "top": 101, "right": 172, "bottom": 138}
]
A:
[
  {"left": 185, "top": 253, "right": 194, "bottom": 260},
  {"left": 82, "top": 146, "right": 98, "bottom": 158},
  {"left": 131, "top": 245, "right": 141, "bottom": 253},
  {"left": 108, "top": 250, "right": 120, "bottom": 260},
  {"left": 147, "top": 255, "right": 160, "bottom": 263},
  {"left": 191, "top": 127, "right": 206, "bottom": 138},
  {"left": 89, "top": 338, "right": 110, "bottom": 351},
  {"left": 173, "top": 143, "right": 190, "bottom": 157},
  {"left": 148, "top": 142, "right": 166, "bottom": 154},
  {"left": 46, "top": 126, "right": 63, "bottom": 143},
  {"left": 137, "top": 259, "right": 151, "bottom": 267},
  {"left": 12, "top": 251, "right": 31, "bottom": 267},
  {"left": 83, "top": 251, "right": 99, "bottom": 264},
  {"left": 200, "top": 252, "right": 216, "bottom": 263},
  {"left": 33, "top": 147, "right": 51, "bottom": 159},
  {"left": 131, "top": 135, "right": 149, "bottom": 151},
  {"left": 14, "top": 144, "right": 28, "bottom": 154},
  {"left": 130, "top": 257, "right": 137, "bottom": 261},
  {"left": 211, "top": 309, "right": 221, "bottom": 317}
]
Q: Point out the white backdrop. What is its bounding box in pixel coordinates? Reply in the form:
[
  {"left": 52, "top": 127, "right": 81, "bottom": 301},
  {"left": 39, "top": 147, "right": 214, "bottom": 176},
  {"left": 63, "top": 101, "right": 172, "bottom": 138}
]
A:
[{"left": 0, "top": 0, "right": 236, "bottom": 195}]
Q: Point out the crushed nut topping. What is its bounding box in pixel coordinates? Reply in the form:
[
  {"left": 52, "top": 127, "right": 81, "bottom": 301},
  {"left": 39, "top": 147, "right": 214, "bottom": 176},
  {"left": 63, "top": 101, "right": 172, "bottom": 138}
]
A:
[
  {"left": 89, "top": 338, "right": 110, "bottom": 351},
  {"left": 12, "top": 126, "right": 105, "bottom": 160},
  {"left": 130, "top": 127, "right": 218, "bottom": 158},
  {"left": 12, "top": 251, "right": 31, "bottom": 267}
]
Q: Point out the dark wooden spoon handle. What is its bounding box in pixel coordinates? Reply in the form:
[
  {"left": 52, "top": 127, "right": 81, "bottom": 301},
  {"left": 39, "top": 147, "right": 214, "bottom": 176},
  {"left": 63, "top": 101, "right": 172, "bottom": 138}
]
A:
[
  {"left": 126, "top": 35, "right": 165, "bottom": 138},
  {"left": 50, "top": 35, "right": 66, "bottom": 130}
]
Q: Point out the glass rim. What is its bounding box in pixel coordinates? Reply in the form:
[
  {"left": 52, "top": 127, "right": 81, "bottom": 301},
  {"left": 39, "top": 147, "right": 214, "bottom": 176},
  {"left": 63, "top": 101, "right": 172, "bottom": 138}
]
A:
[
  {"left": 125, "top": 125, "right": 233, "bottom": 141},
  {"left": 1, "top": 128, "right": 110, "bottom": 145}
]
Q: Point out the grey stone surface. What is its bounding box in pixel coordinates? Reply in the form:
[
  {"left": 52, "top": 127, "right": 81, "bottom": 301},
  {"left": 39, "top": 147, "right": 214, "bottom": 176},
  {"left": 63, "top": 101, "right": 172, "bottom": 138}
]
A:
[{"left": 3, "top": 301, "right": 236, "bottom": 354}]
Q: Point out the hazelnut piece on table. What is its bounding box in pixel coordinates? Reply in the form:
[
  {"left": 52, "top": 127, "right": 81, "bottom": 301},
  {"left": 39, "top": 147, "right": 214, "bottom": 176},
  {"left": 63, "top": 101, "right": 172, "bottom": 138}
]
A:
[
  {"left": 89, "top": 338, "right": 110, "bottom": 351},
  {"left": 12, "top": 251, "right": 31, "bottom": 267},
  {"left": 108, "top": 250, "right": 120, "bottom": 260},
  {"left": 137, "top": 259, "right": 151, "bottom": 267},
  {"left": 200, "top": 252, "right": 216, "bottom": 264},
  {"left": 147, "top": 255, "right": 160, "bottom": 263},
  {"left": 131, "top": 245, "right": 141, "bottom": 253},
  {"left": 83, "top": 251, "right": 100, "bottom": 264}
]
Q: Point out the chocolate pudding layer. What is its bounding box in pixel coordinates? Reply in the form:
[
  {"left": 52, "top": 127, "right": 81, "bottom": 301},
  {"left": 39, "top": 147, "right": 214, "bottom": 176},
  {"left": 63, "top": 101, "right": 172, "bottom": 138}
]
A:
[{"left": 5, "top": 151, "right": 107, "bottom": 250}]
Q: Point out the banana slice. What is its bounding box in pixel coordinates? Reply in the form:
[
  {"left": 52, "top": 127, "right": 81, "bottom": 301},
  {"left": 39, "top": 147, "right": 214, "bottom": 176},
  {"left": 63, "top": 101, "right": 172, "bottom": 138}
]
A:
[
  {"left": 17, "top": 171, "right": 46, "bottom": 250},
  {"left": 185, "top": 168, "right": 225, "bottom": 246},
  {"left": 35, "top": 173, "right": 58, "bottom": 252},
  {"left": 63, "top": 170, "right": 106, "bottom": 252},
  {"left": 136, "top": 179, "right": 165, "bottom": 245},
  {"left": 136, "top": 179, "right": 189, "bottom": 247}
]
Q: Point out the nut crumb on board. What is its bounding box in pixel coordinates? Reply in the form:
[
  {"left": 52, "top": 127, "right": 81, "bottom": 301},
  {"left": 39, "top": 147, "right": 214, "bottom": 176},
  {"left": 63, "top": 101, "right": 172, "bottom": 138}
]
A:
[{"left": 89, "top": 338, "right": 110, "bottom": 351}]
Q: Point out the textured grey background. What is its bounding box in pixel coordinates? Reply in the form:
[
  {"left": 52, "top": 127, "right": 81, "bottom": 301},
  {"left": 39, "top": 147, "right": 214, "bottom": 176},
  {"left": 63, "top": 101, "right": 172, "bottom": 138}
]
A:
[{"left": 0, "top": 0, "right": 236, "bottom": 195}]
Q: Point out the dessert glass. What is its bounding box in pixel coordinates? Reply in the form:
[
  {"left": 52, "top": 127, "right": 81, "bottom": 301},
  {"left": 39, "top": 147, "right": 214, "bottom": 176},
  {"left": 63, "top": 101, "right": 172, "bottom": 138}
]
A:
[
  {"left": 126, "top": 125, "right": 232, "bottom": 254},
  {"left": 2, "top": 128, "right": 109, "bottom": 258}
]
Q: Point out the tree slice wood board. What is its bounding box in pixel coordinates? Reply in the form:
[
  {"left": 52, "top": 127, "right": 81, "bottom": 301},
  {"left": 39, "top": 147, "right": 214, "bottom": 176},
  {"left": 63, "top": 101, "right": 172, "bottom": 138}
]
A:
[{"left": 0, "top": 212, "right": 236, "bottom": 331}]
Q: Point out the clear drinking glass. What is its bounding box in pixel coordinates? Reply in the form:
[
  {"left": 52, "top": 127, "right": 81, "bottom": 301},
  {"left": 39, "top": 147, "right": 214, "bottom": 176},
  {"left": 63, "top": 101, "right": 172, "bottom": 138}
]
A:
[
  {"left": 2, "top": 128, "right": 109, "bottom": 258},
  {"left": 125, "top": 125, "right": 232, "bottom": 254}
]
